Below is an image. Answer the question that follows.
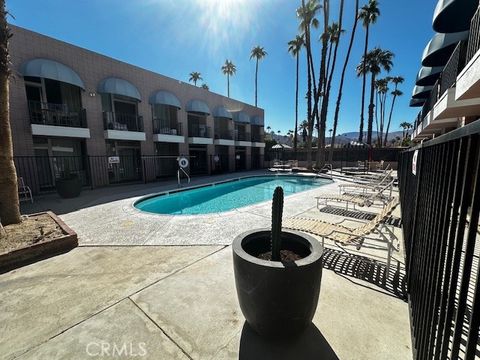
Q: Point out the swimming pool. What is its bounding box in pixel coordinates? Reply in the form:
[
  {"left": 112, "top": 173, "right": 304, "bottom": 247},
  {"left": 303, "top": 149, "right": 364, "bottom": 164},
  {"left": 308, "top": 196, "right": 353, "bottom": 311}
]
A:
[{"left": 134, "top": 175, "right": 332, "bottom": 215}]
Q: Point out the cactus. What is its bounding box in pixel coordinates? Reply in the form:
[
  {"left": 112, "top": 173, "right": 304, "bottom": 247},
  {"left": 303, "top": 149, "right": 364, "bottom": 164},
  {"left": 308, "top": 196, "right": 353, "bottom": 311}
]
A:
[{"left": 271, "top": 186, "right": 284, "bottom": 261}]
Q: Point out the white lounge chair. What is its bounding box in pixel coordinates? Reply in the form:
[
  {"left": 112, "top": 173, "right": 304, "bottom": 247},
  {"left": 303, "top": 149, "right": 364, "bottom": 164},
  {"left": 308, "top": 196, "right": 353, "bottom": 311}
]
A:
[
  {"left": 316, "top": 179, "right": 395, "bottom": 210},
  {"left": 284, "top": 197, "right": 399, "bottom": 273}
]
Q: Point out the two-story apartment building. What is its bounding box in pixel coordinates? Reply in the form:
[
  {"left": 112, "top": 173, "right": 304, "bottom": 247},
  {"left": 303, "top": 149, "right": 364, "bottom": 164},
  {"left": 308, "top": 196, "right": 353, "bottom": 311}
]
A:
[
  {"left": 410, "top": 1, "right": 480, "bottom": 141},
  {"left": 8, "top": 26, "right": 265, "bottom": 194}
]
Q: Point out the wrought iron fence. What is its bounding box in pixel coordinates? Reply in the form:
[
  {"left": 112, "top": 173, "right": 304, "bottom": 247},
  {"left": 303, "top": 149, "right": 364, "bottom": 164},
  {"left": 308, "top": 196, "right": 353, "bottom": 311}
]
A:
[
  {"left": 152, "top": 118, "right": 182, "bottom": 136},
  {"left": 28, "top": 101, "right": 87, "bottom": 128},
  {"left": 466, "top": 6, "right": 480, "bottom": 65},
  {"left": 235, "top": 131, "right": 251, "bottom": 142},
  {"left": 214, "top": 129, "right": 234, "bottom": 140},
  {"left": 398, "top": 120, "right": 480, "bottom": 360},
  {"left": 440, "top": 41, "right": 468, "bottom": 95},
  {"left": 188, "top": 124, "right": 211, "bottom": 138},
  {"left": 103, "top": 111, "right": 144, "bottom": 132}
]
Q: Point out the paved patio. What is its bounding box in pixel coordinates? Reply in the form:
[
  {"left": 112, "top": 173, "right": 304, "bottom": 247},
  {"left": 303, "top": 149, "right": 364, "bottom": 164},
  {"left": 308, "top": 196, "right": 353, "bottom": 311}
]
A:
[{"left": 2, "top": 171, "right": 413, "bottom": 359}]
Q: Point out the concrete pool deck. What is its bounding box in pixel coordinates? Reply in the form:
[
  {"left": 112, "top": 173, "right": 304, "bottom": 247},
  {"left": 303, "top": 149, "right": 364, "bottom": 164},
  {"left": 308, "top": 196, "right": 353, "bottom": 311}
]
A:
[{"left": 3, "top": 170, "right": 412, "bottom": 359}]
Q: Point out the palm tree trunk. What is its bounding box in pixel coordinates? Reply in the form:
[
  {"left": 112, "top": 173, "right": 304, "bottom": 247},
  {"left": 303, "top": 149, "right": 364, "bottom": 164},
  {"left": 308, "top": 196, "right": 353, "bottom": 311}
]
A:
[
  {"left": 324, "top": 43, "right": 333, "bottom": 94},
  {"left": 384, "top": 94, "right": 397, "bottom": 146},
  {"left": 255, "top": 59, "right": 258, "bottom": 106},
  {"left": 0, "top": 0, "right": 21, "bottom": 226},
  {"left": 227, "top": 74, "right": 230, "bottom": 97},
  {"left": 315, "top": 0, "right": 330, "bottom": 169},
  {"left": 375, "top": 90, "right": 380, "bottom": 145},
  {"left": 367, "top": 72, "right": 375, "bottom": 145},
  {"left": 293, "top": 54, "right": 299, "bottom": 155},
  {"left": 330, "top": 0, "right": 359, "bottom": 163},
  {"left": 359, "top": 24, "right": 370, "bottom": 143}
]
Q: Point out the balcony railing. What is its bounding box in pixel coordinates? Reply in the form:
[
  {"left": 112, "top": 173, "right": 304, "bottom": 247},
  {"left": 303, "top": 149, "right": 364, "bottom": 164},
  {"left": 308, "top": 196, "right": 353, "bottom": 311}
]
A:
[
  {"left": 28, "top": 101, "right": 87, "bottom": 128},
  {"left": 214, "top": 129, "right": 234, "bottom": 140},
  {"left": 251, "top": 133, "right": 263, "bottom": 142},
  {"left": 153, "top": 118, "right": 182, "bottom": 136},
  {"left": 440, "top": 41, "right": 467, "bottom": 95},
  {"left": 103, "top": 112, "right": 144, "bottom": 132},
  {"left": 235, "top": 132, "right": 251, "bottom": 142},
  {"left": 188, "top": 125, "right": 211, "bottom": 138},
  {"left": 466, "top": 6, "right": 480, "bottom": 64}
]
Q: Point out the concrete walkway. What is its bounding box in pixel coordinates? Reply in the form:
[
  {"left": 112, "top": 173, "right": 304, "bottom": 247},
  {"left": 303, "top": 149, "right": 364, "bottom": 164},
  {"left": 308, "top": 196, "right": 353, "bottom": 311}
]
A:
[
  {"left": 3, "top": 171, "right": 413, "bottom": 359},
  {"left": 1, "top": 243, "right": 411, "bottom": 360}
]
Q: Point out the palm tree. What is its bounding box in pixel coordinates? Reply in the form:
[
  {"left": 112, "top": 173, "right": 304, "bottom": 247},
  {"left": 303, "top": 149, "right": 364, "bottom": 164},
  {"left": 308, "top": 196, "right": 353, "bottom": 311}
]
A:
[
  {"left": 317, "top": 0, "right": 345, "bottom": 168},
  {"left": 201, "top": 84, "right": 209, "bottom": 90},
  {"left": 400, "top": 121, "right": 411, "bottom": 139},
  {"left": 357, "top": 47, "right": 393, "bottom": 145},
  {"left": 250, "top": 46, "right": 267, "bottom": 107},
  {"left": 384, "top": 76, "right": 404, "bottom": 145},
  {"left": 188, "top": 71, "right": 202, "bottom": 86},
  {"left": 288, "top": 35, "right": 304, "bottom": 155},
  {"left": 357, "top": 0, "right": 380, "bottom": 143},
  {"left": 374, "top": 78, "right": 389, "bottom": 146},
  {"left": 297, "top": 0, "right": 321, "bottom": 168},
  {"left": 0, "top": 0, "right": 21, "bottom": 225},
  {"left": 330, "top": 0, "right": 359, "bottom": 162},
  {"left": 221, "top": 60, "right": 236, "bottom": 97}
]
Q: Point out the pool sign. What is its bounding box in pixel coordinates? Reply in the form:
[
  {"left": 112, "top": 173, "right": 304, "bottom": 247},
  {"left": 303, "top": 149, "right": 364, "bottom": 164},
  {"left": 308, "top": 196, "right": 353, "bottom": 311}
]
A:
[
  {"left": 178, "top": 157, "right": 189, "bottom": 168},
  {"left": 412, "top": 150, "right": 418, "bottom": 175},
  {"left": 213, "top": 155, "right": 220, "bottom": 162},
  {"left": 108, "top": 156, "right": 120, "bottom": 164}
]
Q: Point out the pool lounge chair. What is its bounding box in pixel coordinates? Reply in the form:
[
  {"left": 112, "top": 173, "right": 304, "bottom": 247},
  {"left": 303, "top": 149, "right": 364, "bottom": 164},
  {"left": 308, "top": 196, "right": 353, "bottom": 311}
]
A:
[
  {"left": 284, "top": 197, "right": 399, "bottom": 273},
  {"left": 317, "top": 179, "right": 395, "bottom": 210},
  {"left": 339, "top": 169, "right": 394, "bottom": 195}
]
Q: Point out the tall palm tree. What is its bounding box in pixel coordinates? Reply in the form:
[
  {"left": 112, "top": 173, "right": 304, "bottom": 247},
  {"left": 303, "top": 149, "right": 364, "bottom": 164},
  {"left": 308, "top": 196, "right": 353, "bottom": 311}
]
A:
[
  {"left": 250, "top": 46, "right": 267, "bottom": 107},
  {"left": 357, "top": 47, "right": 393, "bottom": 145},
  {"left": 374, "top": 78, "right": 389, "bottom": 146},
  {"left": 317, "top": 0, "right": 345, "bottom": 168},
  {"left": 0, "top": 0, "right": 21, "bottom": 225},
  {"left": 330, "top": 0, "right": 359, "bottom": 162},
  {"left": 357, "top": 0, "right": 380, "bottom": 143},
  {"left": 297, "top": 0, "right": 321, "bottom": 169},
  {"left": 288, "top": 35, "right": 304, "bottom": 155},
  {"left": 201, "top": 83, "right": 209, "bottom": 90},
  {"left": 221, "top": 60, "right": 236, "bottom": 97},
  {"left": 400, "top": 121, "right": 411, "bottom": 139},
  {"left": 384, "top": 76, "right": 404, "bottom": 145},
  {"left": 188, "top": 71, "right": 202, "bottom": 86}
]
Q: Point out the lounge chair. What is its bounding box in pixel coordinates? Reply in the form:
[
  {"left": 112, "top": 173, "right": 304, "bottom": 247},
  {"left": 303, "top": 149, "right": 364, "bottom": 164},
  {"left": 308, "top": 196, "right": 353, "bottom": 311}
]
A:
[
  {"left": 339, "top": 169, "right": 394, "bottom": 195},
  {"left": 284, "top": 197, "right": 399, "bottom": 273},
  {"left": 316, "top": 179, "right": 395, "bottom": 210},
  {"left": 18, "top": 177, "right": 33, "bottom": 203}
]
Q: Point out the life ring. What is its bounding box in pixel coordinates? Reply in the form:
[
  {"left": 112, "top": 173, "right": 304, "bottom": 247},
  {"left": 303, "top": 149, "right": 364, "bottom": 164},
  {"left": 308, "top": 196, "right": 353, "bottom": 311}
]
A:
[{"left": 178, "top": 157, "right": 189, "bottom": 168}]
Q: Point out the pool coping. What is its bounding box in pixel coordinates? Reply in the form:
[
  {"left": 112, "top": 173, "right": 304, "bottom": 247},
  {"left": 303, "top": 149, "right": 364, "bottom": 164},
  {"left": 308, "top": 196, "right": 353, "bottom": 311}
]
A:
[{"left": 131, "top": 173, "right": 334, "bottom": 217}]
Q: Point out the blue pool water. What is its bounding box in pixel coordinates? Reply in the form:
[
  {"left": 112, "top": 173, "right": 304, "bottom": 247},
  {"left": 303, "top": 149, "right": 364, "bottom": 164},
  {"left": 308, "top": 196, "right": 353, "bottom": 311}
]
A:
[{"left": 135, "top": 175, "right": 332, "bottom": 215}]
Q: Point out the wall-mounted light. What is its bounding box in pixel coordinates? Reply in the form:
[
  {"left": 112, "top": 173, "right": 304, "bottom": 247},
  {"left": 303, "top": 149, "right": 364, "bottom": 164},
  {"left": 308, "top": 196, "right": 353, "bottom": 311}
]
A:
[{"left": 89, "top": 92, "right": 96, "bottom": 97}]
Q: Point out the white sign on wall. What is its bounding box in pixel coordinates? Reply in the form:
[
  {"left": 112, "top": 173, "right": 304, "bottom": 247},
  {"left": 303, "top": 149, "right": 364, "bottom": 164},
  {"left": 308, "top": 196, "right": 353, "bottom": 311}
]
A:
[
  {"left": 412, "top": 150, "right": 418, "bottom": 175},
  {"left": 108, "top": 156, "right": 120, "bottom": 164}
]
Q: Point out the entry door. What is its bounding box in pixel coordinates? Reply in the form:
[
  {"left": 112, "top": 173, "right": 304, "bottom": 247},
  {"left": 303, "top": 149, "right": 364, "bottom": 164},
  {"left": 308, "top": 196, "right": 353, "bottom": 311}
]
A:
[{"left": 118, "top": 148, "right": 140, "bottom": 182}]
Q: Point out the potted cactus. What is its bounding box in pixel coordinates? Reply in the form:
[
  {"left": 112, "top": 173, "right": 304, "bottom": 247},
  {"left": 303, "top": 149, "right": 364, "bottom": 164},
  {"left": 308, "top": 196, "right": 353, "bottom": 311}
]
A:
[{"left": 232, "top": 186, "right": 324, "bottom": 338}]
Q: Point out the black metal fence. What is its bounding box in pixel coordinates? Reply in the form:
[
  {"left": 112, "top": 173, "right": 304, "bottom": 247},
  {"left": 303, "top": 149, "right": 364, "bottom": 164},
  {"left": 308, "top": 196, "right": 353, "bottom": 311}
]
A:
[
  {"left": 28, "top": 101, "right": 87, "bottom": 128},
  {"left": 265, "top": 147, "right": 403, "bottom": 163},
  {"left": 466, "top": 6, "right": 480, "bottom": 64},
  {"left": 398, "top": 120, "right": 480, "bottom": 360}
]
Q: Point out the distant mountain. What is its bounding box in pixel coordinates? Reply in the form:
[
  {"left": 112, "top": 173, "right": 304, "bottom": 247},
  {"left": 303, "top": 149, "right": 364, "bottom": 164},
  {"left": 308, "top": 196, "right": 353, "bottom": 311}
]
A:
[{"left": 337, "top": 131, "right": 406, "bottom": 141}]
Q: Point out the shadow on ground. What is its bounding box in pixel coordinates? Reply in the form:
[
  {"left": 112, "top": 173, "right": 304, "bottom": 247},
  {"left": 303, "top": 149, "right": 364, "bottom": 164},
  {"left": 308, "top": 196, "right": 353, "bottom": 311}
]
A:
[
  {"left": 322, "top": 248, "right": 408, "bottom": 301},
  {"left": 239, "top": 322, "right": 338, "bottom": 360}
]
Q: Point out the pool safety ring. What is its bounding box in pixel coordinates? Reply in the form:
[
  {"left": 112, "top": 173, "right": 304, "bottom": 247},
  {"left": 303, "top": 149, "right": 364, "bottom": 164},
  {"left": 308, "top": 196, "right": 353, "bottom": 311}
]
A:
[{"left": 178, "top": 157, "right": 189, "bottom": 168}]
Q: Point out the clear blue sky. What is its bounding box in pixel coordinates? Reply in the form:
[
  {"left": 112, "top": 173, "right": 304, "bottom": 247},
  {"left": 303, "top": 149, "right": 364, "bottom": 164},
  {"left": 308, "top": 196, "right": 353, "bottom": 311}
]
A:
[{"left": 9, "top": 0, "right": 438, "bottom": 135}]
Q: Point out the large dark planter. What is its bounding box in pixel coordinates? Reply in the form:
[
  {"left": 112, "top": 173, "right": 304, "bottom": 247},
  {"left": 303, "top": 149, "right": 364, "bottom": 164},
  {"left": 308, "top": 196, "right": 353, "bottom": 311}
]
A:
[
  {"left": 56, "top": 176, "right": 82, "bottom": 198},
  {"left": 233, "top": 229, "right": 323, "bottom": 339}
]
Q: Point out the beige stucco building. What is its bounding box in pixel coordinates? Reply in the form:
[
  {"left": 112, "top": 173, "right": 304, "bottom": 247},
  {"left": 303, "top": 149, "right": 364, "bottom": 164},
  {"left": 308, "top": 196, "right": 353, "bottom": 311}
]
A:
[{"left": 9, "top": 25, "right": 265, "bottom": 193}]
